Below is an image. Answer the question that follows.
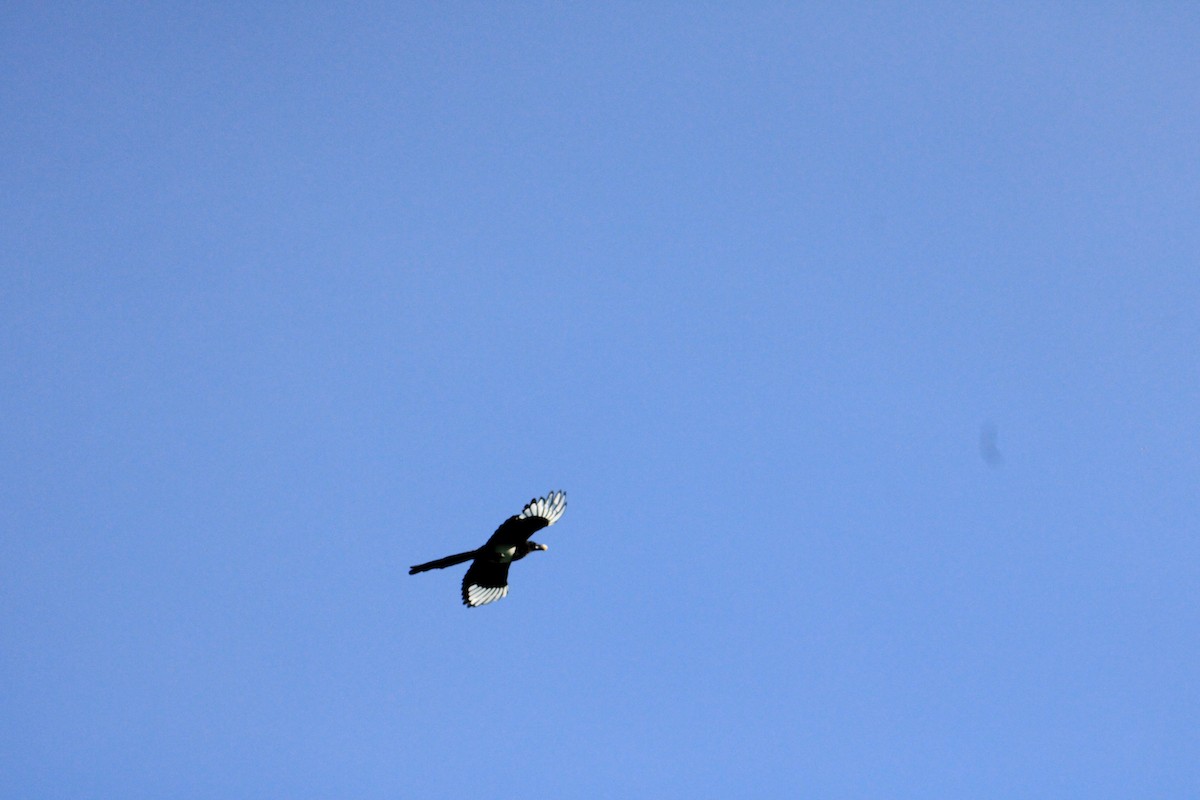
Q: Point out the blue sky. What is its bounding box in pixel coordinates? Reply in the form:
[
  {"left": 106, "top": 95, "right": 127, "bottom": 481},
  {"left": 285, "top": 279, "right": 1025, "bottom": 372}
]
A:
[{"left": 2, "top": 3, "right": 1197, "bottom": 796}]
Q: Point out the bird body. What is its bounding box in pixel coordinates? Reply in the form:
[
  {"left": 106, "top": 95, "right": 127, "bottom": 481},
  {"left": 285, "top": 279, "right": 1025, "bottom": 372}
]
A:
[{"left": 409, "top": 491, "right": 567, "bottom": 607}]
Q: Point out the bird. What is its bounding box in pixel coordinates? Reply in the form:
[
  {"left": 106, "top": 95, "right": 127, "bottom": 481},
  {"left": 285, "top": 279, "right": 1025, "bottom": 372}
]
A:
[{"left": 409, "top": 490, "right": 567, "bottom": 607}]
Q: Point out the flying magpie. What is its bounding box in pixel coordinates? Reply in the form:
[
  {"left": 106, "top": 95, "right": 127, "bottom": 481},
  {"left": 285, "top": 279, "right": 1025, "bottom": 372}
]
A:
[{"left": 409, "top": 490, "right": 567, "bottom": 607}]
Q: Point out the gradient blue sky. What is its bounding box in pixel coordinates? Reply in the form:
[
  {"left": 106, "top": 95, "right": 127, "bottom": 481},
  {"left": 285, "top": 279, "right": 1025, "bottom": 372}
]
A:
[{"left": 2, "top": 4, "right": 1197, "bottom": 797}]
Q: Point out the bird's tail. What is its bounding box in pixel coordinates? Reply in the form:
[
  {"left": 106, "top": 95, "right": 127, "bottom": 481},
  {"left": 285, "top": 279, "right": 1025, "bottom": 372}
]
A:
[{"left": 409, "top": 549, "right": 478, "bottom": 575}]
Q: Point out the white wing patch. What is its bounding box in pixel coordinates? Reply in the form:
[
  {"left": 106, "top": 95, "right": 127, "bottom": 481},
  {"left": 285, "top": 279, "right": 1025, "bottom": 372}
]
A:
[
  {"left": 465, "top": 583, "right": 509, "bottom": 607},
  {"left": 517, "top": 490, "right": 567, "bottom": 526}
]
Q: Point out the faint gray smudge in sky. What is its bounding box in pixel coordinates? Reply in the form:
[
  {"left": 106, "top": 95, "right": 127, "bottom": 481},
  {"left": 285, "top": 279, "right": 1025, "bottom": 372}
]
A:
[{"left": 980, "top": 422, "right": 1003, "bottom": 467}]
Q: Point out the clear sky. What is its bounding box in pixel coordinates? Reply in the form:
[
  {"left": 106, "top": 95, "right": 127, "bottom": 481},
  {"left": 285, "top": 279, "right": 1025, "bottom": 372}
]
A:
[{"left": 2, "top": 3, "right": 1197, "bottom": 797}]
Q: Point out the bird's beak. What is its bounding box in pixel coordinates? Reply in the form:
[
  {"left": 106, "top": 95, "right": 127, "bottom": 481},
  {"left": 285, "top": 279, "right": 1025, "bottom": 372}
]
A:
[{"left": 537, "top": 543, "right": 549, "bottom": 551}]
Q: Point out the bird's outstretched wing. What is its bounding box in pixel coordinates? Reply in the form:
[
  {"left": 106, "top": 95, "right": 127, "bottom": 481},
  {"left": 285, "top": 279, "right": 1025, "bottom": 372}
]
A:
[
  {"left": 462, "top": 560, "right": 511, "bottom": 607},
  {"left": 485, "top": 490, "right": 568, "bottom": 548},
  {"left": 518, "top": 490, "right": 567, "bottom": 525}
]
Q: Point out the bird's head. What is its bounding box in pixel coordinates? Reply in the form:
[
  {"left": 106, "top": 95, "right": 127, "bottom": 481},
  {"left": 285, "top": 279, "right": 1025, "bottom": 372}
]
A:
[{"left": 528, "top": 541, "right": 548, "bottom": 553}]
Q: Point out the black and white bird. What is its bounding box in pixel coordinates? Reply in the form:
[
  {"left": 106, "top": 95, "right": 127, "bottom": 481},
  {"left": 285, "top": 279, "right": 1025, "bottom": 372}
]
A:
[{"left": 408, "top": 491, "right": 567, "bottom": 607}]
